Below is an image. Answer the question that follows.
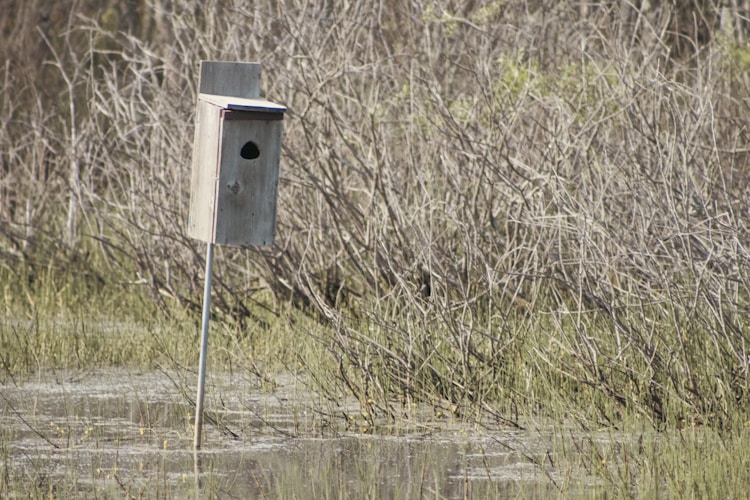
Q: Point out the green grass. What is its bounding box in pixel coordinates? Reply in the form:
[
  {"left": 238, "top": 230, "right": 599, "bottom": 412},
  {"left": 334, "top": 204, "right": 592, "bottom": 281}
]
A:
[
  {"left": 2, "top": 253, "right": 747, "bottom": 435},
  {"left": 2, "top": 266, "right": 750, "bottom": 497},
  {"left": 568, "top": 423, "right": 750, "bottom": 498},
  {"left": 0, "top": 249, "right": 327, "bottom": 379}
]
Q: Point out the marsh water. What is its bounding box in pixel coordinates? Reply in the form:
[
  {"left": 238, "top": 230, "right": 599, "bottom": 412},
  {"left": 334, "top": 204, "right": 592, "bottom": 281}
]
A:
[{"left": 1, "top": 369, "right": 605, "bottom": 498}]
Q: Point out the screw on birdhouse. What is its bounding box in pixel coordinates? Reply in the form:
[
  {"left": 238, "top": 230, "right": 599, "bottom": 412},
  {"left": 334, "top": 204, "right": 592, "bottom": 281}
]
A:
[{"left": 187, "top": 61, "right": 286, "bottom": 450}]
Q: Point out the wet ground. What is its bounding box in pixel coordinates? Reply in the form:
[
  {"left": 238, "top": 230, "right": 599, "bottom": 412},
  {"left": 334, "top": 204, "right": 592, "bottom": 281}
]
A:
[{"left": 1, "top": 369, "right": 596, "bottom": 498}]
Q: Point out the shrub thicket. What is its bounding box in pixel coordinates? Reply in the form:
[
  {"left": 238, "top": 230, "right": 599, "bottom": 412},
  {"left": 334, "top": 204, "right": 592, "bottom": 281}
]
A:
[{"left": 2, "top": 0, "right": 750, "bottom": 428}]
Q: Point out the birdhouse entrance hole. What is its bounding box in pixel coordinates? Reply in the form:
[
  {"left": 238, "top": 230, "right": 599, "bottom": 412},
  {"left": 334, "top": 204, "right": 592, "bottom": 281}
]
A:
[{"left": 241, "top": 141, "right": 260, "bottom": 160}]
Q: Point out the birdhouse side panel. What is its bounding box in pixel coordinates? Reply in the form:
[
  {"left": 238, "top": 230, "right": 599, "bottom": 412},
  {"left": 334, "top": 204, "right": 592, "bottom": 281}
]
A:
[
  {"left": 187, "top": 101, "right": 223, "bottom": 243},
  {"left": 214, "top": 119, "right": 283, "bottom": 246}
]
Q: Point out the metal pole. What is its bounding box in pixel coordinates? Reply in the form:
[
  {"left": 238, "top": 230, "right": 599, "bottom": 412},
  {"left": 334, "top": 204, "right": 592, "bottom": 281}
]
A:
[{"left": 194, "top": 242, "right": 214, "bottom": 450}]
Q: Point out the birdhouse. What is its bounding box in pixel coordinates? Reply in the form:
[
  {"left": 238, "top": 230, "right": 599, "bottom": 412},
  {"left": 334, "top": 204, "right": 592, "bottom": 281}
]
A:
[{"left": 187, "top": 61, "right": 286, "bottom": 246}]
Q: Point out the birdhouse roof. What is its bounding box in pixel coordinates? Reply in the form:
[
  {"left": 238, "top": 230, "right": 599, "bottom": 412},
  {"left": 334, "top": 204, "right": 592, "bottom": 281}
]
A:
[{"left": 199, "top": 93, "right": 287, "bottom": 113}]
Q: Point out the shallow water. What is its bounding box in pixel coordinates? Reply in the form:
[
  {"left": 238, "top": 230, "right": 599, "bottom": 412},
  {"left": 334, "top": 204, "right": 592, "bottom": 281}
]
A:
[{"left": 1, "top": 369, "right": 598, "bottom": 498}]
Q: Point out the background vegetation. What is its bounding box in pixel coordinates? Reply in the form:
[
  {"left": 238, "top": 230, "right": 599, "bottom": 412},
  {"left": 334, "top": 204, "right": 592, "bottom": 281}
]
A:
[{"left": 2, "top": 0, "right": 750, "bottom": 432}]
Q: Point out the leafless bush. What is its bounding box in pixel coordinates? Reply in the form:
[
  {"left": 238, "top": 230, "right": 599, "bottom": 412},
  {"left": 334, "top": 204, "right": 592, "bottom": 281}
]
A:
[{"left": 2, "top": 0, "right": 749, "bottom": 426}]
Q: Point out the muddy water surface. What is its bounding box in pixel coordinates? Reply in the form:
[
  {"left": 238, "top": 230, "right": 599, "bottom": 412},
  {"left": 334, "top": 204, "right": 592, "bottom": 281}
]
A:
[{"left": 1, "top": 369, "right": 596, "bottom": 498}]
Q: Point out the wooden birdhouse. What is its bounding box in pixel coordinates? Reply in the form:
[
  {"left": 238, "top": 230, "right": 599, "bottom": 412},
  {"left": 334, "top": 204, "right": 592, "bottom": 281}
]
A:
[{"left": 187, "top": 61, "right": 286, "bottom": 246}]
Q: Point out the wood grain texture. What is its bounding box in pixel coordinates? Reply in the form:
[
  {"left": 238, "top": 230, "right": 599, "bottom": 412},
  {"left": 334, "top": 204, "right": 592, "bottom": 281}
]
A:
[
  {"left": 187, "top": 99, "right": 222, "bottom": 242},
  {"left": 214, "top": 117, "right": 283, "bottom": 246},
  {"left": 188, "top": 62, "right": 285, "bottom": 246},
  {"left": 198, "top": 61, "right": 261, "bottom": 99}
]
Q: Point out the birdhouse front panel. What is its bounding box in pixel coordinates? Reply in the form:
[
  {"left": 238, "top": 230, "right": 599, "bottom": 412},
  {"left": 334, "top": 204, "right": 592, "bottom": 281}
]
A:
[{"left": 214, "top": 112, "right": 283, "bottom": 246}]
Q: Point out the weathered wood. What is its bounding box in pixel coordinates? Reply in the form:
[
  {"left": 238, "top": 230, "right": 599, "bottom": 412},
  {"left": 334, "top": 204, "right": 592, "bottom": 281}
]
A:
[
  {"left": 199, "top": 94, "right": 286, "bottom": 113},
  {"left": 214, "top": 117, "right": 283, "bottom": 246},
  {"left": 187, "top": 62, "right": 286, "bottom": 247},
  {"left": 187, "top": 99, "right": 222, "bottom": 242},
  {"left": 198, "top": 61, "right": 261, "bottom": 99}
]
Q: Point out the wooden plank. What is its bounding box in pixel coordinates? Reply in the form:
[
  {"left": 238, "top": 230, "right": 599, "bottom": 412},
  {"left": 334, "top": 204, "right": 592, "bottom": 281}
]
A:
[
  {"left": 214, "top": 118, "right": 283, "bottom": 246},
  {"left": 199, "top": 93, "right": 286, "bottom": 113},
  {"left": 187, "top": 100, "right": 222, "bottom": 242},
  {"left": 198, "top": 61, "right": 261, "bottom": 99}
]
